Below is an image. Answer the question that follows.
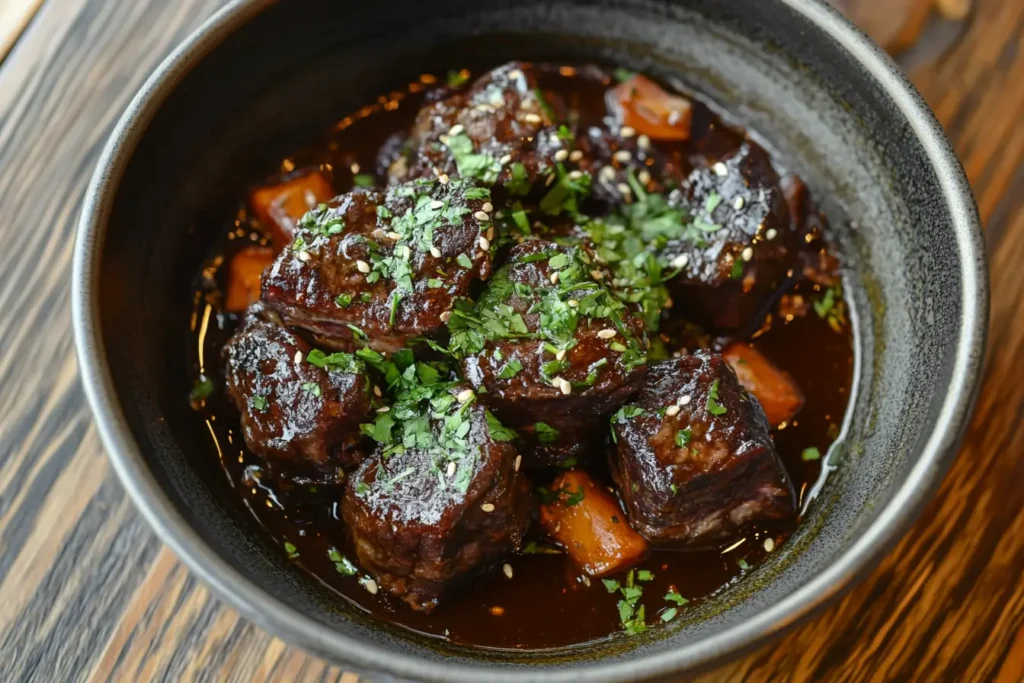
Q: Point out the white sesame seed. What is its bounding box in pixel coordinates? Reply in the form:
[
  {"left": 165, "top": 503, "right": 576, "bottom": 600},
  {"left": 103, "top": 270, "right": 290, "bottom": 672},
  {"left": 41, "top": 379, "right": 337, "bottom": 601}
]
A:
[
  {"left": 556, "top": 349, "right": 567, "bottom": 361},
  {"left": 597, "top": 328, "right": 617, "bottom": 339},
  {"left": 671, "top": 253, "right": 689, "bottom": 269},
  {"left": 486, "top": 227, "right": 495, "bottom": 240},
  {"left": 637, "top": 134, "right": 651, "bottom": 150},
  {"left": 524, "top": 113, "right": 542, "bottom": 124},
  {"left": 448, "top": 124, "right": 464, "bottom": 137},
  {"left": 474, "top": 210, "right": 491, "bottom": 222},
  {"left": 550, "top": 271, "right": 560, "bottom": 285},
  {"left": 362, "top": 578, "right": 378, "bottom": 595},
  {"left": 376, "top": 406, "right": 391, "bottom": 413},
  {"left": 766, "top": 228, "right": 778, "bottom": 241},
  {"left": 438, "top": 134, "right": 449, "bottom": 145},
  {"left": 356, "top": 260, "right": 371, "bottom": 273},
  {"left": 508, "top": 68, "right": 524, "bottom": 80},
  {"left": 514, "top": 455, "right": 522, "bottom": 472},
  {"left": 558, "top": 378, "right": 572, "bottom": 395},
  {"left": 371, "top": 228, "right": 386, "bottom": 240},
  {"left": 590, "top": 269, "right": 605, "bottom": 280},
  {"left": 545, "top": 173, "right": 556, "bottom": 186},
  {"left": 503, "top": 563, "right": 513, "bottom": 579},
  {"left": 638, "top": 169, "right": 652, "bottom": 185},
  {"left": 400, "top": 245, "right": 412, "bottom": 261},
  {"left": 481, "top": 503, "right": 496, "bottom": 512},
  {"left": 599, "top": 166, "right": 617, "bottom": 183},
  {"left": 478, "top": 236, "right": 491, "bottom": 251},
  {"left": 568, "top": 170, "right": 584, "bottom": 181},
  {"left": 613, "top": 149, "right": 632, "bottom": 163},
  {"left": 430, "top": 199, "right": 444, "bottom": 209},
  {"left": 482, "top": 202, "right": 493, "bottom": 213},
  {"left": 373, "top": 385, "right": 382, "bottom": 398},
  {"left": 616, "top": 182, "right": 632, "bottom": 197},
  {"left": 438, "top": 173, "right": 450, "bottom": 185},
  {"left": 713, "top": 161, "right": 729, "bottom": 177},
  {"left": 386, "top": 231, "right": 401, "bottom": 241},
  {"left": 742, "top": 247, "right": 754, "bottom": 262},
  {"left": 666, "top": 405, "right": 681, "bottom": 417},
  {"left": 733, "top": 195, "right": 746, "bottom": 210},
  {"left": 457, "top": 388, "right": 475, "bottom": 403},
  {"left": 499, "top": 154, "right": 512, "bottom": 165},
  {"left": 569, "top": 150, "right": 584, "bottom": 162},
  {"left": 430, "top": 246, "right": 442, "bottom": 258},
  {"left": 294, "top": 350, "right": 304, "bottom": 364},
  {"left": 620, "top": 125, "right": 636, "bottom": 138},
  {"left": 679, "top": 394, "right": 692, "bottom": 405},
  {"left": 297, "top": 250, "right": 311, "bottom": 262},
  {"left": 567, "top": 299, "right": 579, "bottom": 308},
  {"left": 447, "top": 461, "right": 456, "bottom": 477},
  {"left": 349, "top": 162, "right": 359, "bottom": 174},
  {"left": 581, "top": 574, "right": 591, "bottom": 587},
  {"left": 440, "top": 310, "right": 452, "bottom": 323},
  {"left": 554, "top": 149, "right": 569, "bottom": 162}
]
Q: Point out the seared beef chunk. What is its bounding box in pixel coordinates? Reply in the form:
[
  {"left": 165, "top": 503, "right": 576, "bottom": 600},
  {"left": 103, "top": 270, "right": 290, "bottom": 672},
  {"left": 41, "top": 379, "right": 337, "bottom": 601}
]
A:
[
  {"left": 573, "top": 124, "right": 685, "bottom": 209},
  {"left": 390, "top": 62, "right": 564, "bottom": 195},
  {"left": 261, "top": 177, "right": 493, "bottom": 353},
  {"left": 342, "top": 374, "right": 531, "bottom": 612},
  {"left": 661, "top": 143, "right": 799, "bottom": 333},
  {"left": 223, "top": 305, "right": 372, "bottom": 481},
  {"left": 453, "top": 240, "right": 648, "bottom": 468},
  {"left": 609, "top": 352, "right": 795, "bottom": 547}
]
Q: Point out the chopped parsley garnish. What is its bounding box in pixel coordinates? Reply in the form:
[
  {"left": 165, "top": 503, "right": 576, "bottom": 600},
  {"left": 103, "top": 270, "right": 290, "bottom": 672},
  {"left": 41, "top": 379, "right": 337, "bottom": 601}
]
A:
[
  {"left": 613, "top": 67, "right": 634, "bottom": 83},
  {"left": 607, "top": 568, "right": 650, "bottom": 635},
  {"left": 506, "top": 162, "right": 532, "bottom": 196},
  {"left": 730, "top": 258, "right": 745, "bottom": 279},
  {"left": 496, "top": 359, "right": 523, "bottom": 380},
  {"left": 305, "top": 349, "right": 362, "bottom": 374},
  {"left": 251, "top": 395, "right": 269, "bottom": 412},
  {"left": 300, "top": 382, "right": 322, "bottom": 398},
  {"left": 536, "top": 482, "right": 584, "bottom": 506},
  {"left": 456, "top": 253, "right": 474, "bottom": 269},
  {"left": 814, "top": 285, "right": 847, "bottom": 332},
  {"left": 445, "top": 132, "right": 502, "bottom": 184},
  {"left": 665, "top": 590, "right": 689, "bottom": 606},
  {"left": 705, "top": 379, "right": 727, "bottom": 416},
  {"left": 297, "top": 203, "right": 345, "bottom": 237},
  {"left": 335, "top": 292, "right": 353, "bottom": 308},
  {"left": 283, "top": 542, "right": 299, "bottom": 559},
  {"left": 189, "top": 377, "right": 214, "bottom": 403},
  {"left": 534, "top": 422, "right": 560, "bottom": 443},
  {"left": 801, "top": 446, "right": 822, "bottom": 461},
  {"left": 352, "top": 174, "right": 375, "bottom": 188},
  {"left": 737, "top": 558, "right": 750, "bottom": 571},
  {"left": 636, "top": 570, "right": 654, "bottom": 582},
  {"left": 539, "top": 163, "right": 591, "bottom": 217},
  {"left": 522, "top": 541, "right": 563, "bottom": 555},
  {"left": 485, "top": 410, "right": 517, "bottom": 442},
  {"left": 675, "top": 428, "right": 691, "bottom": 448},
  {"left": 328, "top": 547, "right": 359, "bottom": 576},
  {"left": 660, "top": 608, "right": 678, "bottom": 622}
]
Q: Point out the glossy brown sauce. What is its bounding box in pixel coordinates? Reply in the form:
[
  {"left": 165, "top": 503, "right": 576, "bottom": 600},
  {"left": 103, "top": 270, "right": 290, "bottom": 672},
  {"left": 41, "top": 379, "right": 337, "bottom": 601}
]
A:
[{"left": 188, "top": 64, "right": 853, "bottom": 649}]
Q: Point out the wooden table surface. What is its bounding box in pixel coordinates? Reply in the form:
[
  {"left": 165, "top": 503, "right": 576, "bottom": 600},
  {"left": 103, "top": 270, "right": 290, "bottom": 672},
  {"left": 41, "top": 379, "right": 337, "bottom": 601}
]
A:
[{"left": 0, "top": 0, "right": 1020, "bottom": 681}]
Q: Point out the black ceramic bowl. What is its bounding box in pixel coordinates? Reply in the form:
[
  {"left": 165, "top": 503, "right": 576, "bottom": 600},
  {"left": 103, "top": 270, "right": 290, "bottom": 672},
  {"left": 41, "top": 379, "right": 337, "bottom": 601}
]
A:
[{"left": 72, "top": 0, "right": 987, "bottom": 680}]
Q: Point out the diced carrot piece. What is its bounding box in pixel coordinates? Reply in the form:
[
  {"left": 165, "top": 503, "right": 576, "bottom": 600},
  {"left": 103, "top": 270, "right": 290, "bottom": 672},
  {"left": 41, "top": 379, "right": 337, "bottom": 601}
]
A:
[
  {"left": 723, "top": 342, "right": 805, "bottom": 426},
  {"left": 224, "top": 245, "right": 275, "bottom": 312},
  {"left": 539, "top": 470, "right": 649, "bottom": 577},
  {"left": 607, "top": 74, "right": 693, "bottom": 141},
  {"left": 249, "top": 168, "right": 334, "bottom": 250}
]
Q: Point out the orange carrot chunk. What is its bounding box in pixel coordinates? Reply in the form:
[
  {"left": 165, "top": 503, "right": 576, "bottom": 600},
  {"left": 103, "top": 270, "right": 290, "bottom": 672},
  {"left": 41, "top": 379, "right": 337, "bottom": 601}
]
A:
[
  {"left": 723, "top": 342, "right": 805, "bottom": 426},
  {"left": 250, "top": 168, "right": 334, "bottom": 250},
  {"left": 224, "top": 245, "right": 275, "bottom": 312},
  {"left": 607, "top": 74, "right": 693, "bottom": 141},
  {"left": 539, "top": 470, "right": 649, "bottom": 577}
]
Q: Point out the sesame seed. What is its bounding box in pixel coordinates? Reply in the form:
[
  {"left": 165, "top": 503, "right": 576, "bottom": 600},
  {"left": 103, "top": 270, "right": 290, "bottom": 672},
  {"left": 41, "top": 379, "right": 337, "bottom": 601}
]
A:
[
  {"left": 457, "top": 388, "right": 475, "bottom": 403},
  {"left": 733, "top": 195, "right": 746, "bottom": 210},
  {"left": 556, "top": 349, "right": 567, "bottom": 361},
  {"left": 297, "top": 250, "right": 311, "bottom": 262},
  {"left": 447, "top": 461, "right": 456, "bottom": 477},
  {"left": 376, "top": 406, "right": 390, "bottom": 413},
  {"left": 438, "top": 173, "right": 450, "bottom": 185},
  {"left": 637, "top": 134, "right": 651, "bottom": 150},
  {"left": 478, "top": 236, "right": 491, "bottom": 250},
  {"left": 508, "top": 68, "right": 524, "bottom": 80},
  {"left": 766, "top": 228, "right": 778, "bottom": 241},
  {"left": 679, "top": 394, "right": 692, "bottom": 405},
  {"left": 617, "top": 182, "right": 632, "bottom": 197},
  {"left": 481, "top": 503, "right": 496, "bottom": 512},
  {"left": 386, "top": 231, "right": 401, "bottom": 241},
  {"left": 356, "top": 260, "right": 371, "bottom": 273},
  {"left": 567, "top": 299, "right": 579, "bottom": 308},
  {"left": 503, "top": 563, "right": 514, "bottom": 579},
  {"left": 448, "top": 124, "right": 464, "bottom": 136},
  {"left": 514, "top": 455, "right": 522, "bottom": 472},
  {"left": 568, "top": 170, "right": 584, "bottom": 181},
  {"left": 482, "top": 202, "right": 493, "bottom": 213},
  {"left": 569, "top": 150, "right": 584, "bottom": 162},
  {"left": 474, "top": 210, "right": 491, "bottom": 222},
  {"left": 362, "top": 578, "right": 378, "bottom": 595},
  {"left": 486, "top": 227, "right": 495, "bottom": 240},
  {"left": 371, "top": 228, "right": 386, "bottom": 240},
  {"left": 671, "top": 254, "right": 689, "bottom": 269},
  {"left": 713, "top": 161, "right": 729, "bottom": 177},
  {"left": 597, "top": 328, "right": 617, "bottom": 339},
  {"left": 400, "top": 245, "right": 412, "bottom": 260},
  {"left": 666, "top": 405, "right": 681, "bottom": 417},
  {"left": 524, "top": 113, "right": 542, "bottom": 124},
  {"left": 430, "top": 246, "right": 442, "bottom": 258},
  {"left": 440, "top": 310, "right": 452, "bottom": 323},
  {"left": 554, "top": 149, "right": 569, "bottom": 162},
  {"left": 638, "top": 169, "right": 652, "bottom": 185},
  {"left": 620, "top": 125, "right": 636, "bottom": 138},
  {"left": 742, "top": 247, "right": 754, "bottom": 262},
  {"left": 373, "top": 385, "right": 382, "bottom": 398},
  {"left": 499, "top": 154, "right": 512, "bottom": 165},
  {"left": 439, "top": 134, "right": 449, "bottom": 145},
  {"left": 545, "top": 173, "right": 556, "bottom": 186},
  {"left": 558, "top": 377, "right": 572, "bottom": 395},
  {"left": 294, "top": 350, "right": 304, "bottom": 364},
  {"left": 613, "top": 149, "right": 632, "bottom": 163},
  {"left": 764, "top": 538, "right": 776, "bottom": 552},
  {"left": 581, "top": 574, "right": 591, "bottom": 587},
  {"left": 599, "top": 166, "right": 617, "bottom": 182},
  {"left": 590, "top": 269, "right": 605, "bottom": 280},
  {"left": 430, "top": 199, "right": 444, "bottom": 209},
  {"left": 550, "top": 271, "right": 559, "bottom": 285}
]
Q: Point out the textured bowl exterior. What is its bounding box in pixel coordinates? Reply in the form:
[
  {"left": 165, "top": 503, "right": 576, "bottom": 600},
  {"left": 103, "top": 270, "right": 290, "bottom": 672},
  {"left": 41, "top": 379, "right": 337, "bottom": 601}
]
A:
[{"left": 73, "top": 0, "right": 987, "bottom": 680}]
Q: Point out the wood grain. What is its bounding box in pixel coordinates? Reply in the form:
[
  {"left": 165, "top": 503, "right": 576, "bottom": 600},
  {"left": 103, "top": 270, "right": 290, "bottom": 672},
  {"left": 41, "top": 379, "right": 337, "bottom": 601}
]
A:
[{"left": 0, "top": 0, "right": 1019, "bottom": 682}]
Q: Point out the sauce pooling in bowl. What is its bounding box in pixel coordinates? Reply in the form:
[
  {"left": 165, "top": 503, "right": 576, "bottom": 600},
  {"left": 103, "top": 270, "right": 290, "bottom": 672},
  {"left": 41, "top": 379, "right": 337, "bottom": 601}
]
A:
[{"left": 187, "top": 63, "right": 853, "bottom": 649}]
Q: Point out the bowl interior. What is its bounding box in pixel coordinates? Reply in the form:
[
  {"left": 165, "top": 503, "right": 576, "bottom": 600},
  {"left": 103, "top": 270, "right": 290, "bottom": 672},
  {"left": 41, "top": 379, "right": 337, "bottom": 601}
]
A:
[{"left": 84, "top": 0, "right": 980, "bottom": 679}]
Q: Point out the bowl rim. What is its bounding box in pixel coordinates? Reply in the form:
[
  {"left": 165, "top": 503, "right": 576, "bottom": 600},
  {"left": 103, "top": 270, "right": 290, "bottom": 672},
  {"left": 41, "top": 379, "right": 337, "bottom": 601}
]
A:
[{"left": 71, "top": 0, "right": 988, "bottom": 679}]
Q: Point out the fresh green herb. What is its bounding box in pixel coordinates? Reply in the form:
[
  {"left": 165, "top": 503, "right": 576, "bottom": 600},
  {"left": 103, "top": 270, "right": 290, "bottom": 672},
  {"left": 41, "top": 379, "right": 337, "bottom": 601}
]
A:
[
  {"left": 284, "top": 542, "right": 299, "bottom": 559},
  {"left": 301, "top": 382, "right": 322, "bottom": 398},
  {"left": 636, "top": 570, "right": 654, "bottom": 582},
  {"left": 614, "top": 67, "right": 634, "bottom": 83},
  {"left": 189, "top": 377, "right": 215, "bottom": 403},
  {"left": 814, "top": 287, "right": 836, "bottom": 318},
  {"left": 705, "top": 379, "right": 727, "bottom": 416},
  {"left": 389, "top": 291, "right": 402, "bottom": 328},
  {"left": 547, "top": 253, "right": 569, "bottom": 269},
  {"left": 445, "top": 132, "right": 501, "bottom": 183},
  {"left": 522, "top": 541, "right": 563, "bottom": 555},
  {"left": 496, "top": 359, "right": 523, "bottom": 380},
  {"left": 670, "top": 483, "right": 678, "bottom": 495},
  {"left": 737, "top": 558, "right": 750, "bottom": 571},
  {"left": 485, "top": 410, "right": 517, "bottom": 442},
  {"left": 562, "top": 484, "right": 585, "bottom": 506},
  {"left": 456, "top": 253, "right": 474, "bottom": 269},
  {"left": 534, "top": 422, "right": 560, "bottom": 443},
  {"left": 704, "top": 191, "right": 723, "bottom": 215},
  {"left": 730, "top": 258, "right": 745, "bottom": 279},
  {"left": 556, "top": 124, "right": 574, "bottom": 143},
  {"left": 360, "top": 412, "right": 396, "bottom": 443},
  {"left": 306, "top": 349, "right": 362, "bottom": 374},
  {"left": 602, "top": 579, "right": 621, "bottom": 593},
  {"left": 335, "top": 292, "right": 353, "bottom": 308},
  {"left": 328, "top": 547, "right": 359, "bottom": 575},
  {"left": 802, "top": 447, "right": 822, "bottom": 461},
  {"left": 251, "top": 395, "right": 269, "bottom": 412},
  {"left": 355, "top": 481, "right": 370, "bottom": 495},
  {"left": 427, "top": 278, "right": 444, "bottom": 288},
  {"left": 506, "top": 162, "right": 532, "bottom": 196},
  {"left": 675, "top": 428, "right": 692, "bottom": 448},
  {"left": 664, "top": 590, "right": 689, "bottom": 606},
  {"left": 510, "top": 203, "right": 531, "bottom": 234},
  {"left": 533, "top": 88, "right": 555, "bottom": 120},
  {"left": 660, "top": 608, "right": 678, "bottom": 622},
  {"left": 536, "top": 483, "right": 583, "bottom": 506},
  {"left": 814, "top": 285, "right": 847, "bottom": 332},
  {"left": 352, "top": 173, "right": 375, "bottom": 188},
  {"left": 539, "top": 164, "right": 591, "bottom": 217},
  {"left": 609, "top": 569, "right": 649, "bottom": 635}
]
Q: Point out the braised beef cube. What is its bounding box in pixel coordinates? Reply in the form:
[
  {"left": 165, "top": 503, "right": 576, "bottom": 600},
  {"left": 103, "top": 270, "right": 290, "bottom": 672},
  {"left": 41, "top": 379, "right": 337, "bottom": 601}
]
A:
[
  {"left": 342, "top": 383, "right": 532, "bottom": 612},
  {"left": 662, "top": 143, "right": 799, "bottom": 333},
  {"left": 453, "top": 240, "right": 648, "bottom": 469},
  {"left": 391, "top": 62, "right": 565, "bottom": 195},
  {"left": 261, "top": 177, "right": 493, "bottom": 353},
  {"left": 609, "top": 352, "right": 796, "bottom": 547},
  {"left": 250, "top": 167, "right": 335, "bottom": 250},
  {"left": 573, "top": 124, "right": 686, "bottom": 209},
  {"left": 223, "top": 305, "right": 372, "bottom": 481}
]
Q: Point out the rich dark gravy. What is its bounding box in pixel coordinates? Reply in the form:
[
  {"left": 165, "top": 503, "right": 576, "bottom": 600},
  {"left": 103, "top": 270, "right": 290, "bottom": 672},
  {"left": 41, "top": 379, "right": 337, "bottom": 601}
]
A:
[{"left": 188, "top": 64, "right": 853, "bottom": 649}]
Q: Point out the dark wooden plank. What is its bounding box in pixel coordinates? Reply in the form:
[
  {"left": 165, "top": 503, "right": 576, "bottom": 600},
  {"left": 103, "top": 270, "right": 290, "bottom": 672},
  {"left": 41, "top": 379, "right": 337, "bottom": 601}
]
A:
[{"left": 0, "top": 0, "right": 1017, "bottom": 681}]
